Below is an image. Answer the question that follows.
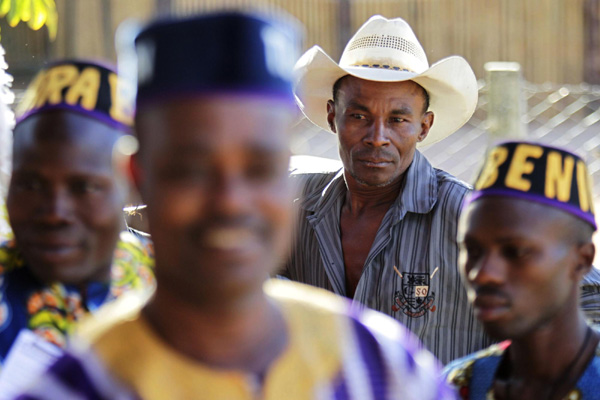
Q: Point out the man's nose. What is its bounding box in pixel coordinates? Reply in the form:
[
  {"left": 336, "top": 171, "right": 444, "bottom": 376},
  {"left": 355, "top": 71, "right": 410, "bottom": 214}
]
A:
[
  {"left": 364, "top": 118, "right": 391, "bottom": 147},
  {"left": 37, "top": 188, "right": 75, "bottom": 225},
  {"left": 211, "top": 173, "right": 250, "bottom": 216},
  {"left": 468, "top": 252, "right": 506, "bottom": 288}
]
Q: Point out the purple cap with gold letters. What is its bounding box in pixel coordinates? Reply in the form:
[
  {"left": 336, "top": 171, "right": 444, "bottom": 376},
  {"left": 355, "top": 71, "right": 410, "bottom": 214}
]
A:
[
  {"left": 15, "top": 60, "right": 133, "bottom": 131},
  {"left": 469, "top": 141, "right": 596, "bottom": 230}
]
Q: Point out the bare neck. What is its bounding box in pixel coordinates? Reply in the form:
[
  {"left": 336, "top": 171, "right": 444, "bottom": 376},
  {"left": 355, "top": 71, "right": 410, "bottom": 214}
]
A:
[
  {"left": 343, "top": 171, "right": 404, "bottom": 215},
  {"left": 143, "top": 285, "right": 288, "bottom": 375}
]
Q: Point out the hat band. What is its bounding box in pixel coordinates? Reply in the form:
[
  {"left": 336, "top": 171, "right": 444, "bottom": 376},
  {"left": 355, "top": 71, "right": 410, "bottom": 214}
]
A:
[
  {"left": 466, "top": 188, "right": 597, "bottom": 230},
  {"left": 346, "top": 34, "right": 427, "bottom": 63},
  {"left": 350, "top": 63, "right": 414, "bottom": 72}
]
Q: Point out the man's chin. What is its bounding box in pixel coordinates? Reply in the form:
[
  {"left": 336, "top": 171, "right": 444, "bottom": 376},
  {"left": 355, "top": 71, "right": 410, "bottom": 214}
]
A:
[
  {"left": 28, "top": 263, "right": 90, "bottom": 285},
  {"left": 481, "top": 322, "right": 523, "bottom": 342},
  {"left": 352, "top": 172, "right": 398, "bottom": 188}
]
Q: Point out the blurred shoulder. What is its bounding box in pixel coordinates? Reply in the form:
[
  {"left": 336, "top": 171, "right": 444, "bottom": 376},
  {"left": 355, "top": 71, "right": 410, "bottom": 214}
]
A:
[
  {"left": 265, "top": 279, "right": 451, "bottom": 399},
  {"left": 289, "top": 155, "right": 342, "bottom": 195}
]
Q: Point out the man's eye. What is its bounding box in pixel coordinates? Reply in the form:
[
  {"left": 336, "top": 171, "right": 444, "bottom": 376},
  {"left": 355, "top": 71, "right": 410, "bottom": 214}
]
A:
[
  {"left": 162, "top": 165, "right": 210, "bottom": 180},
  {"left": 72, "top": 181, "right": 102, "bottom": 194},
  {"left": 464, "top": 244, "right": 482, "bottom": 261},
  {"left": 502, "top": 245, "right": 531, "bottom": 260},
  {"left": 390, "top": 117, "right": 406, "bottom": 123},
  {"left": 13, "top": 178, "right": 42, "bottom": 192},
  {"left": 351, "top": 113, "right": 366, "bottom": 120},
  {"left": 247, "top": 162, "right": 278, "bottom": 181}
]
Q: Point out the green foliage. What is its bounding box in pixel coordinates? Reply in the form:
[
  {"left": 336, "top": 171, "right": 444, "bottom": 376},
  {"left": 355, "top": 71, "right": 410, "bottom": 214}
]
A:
[{"left": 0, "top": 0, "right": 58, "bottom": 40}]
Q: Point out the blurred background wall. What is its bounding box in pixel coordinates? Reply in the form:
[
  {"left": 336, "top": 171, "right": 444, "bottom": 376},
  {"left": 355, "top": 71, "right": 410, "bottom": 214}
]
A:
[{"left": 2, "top": 0, "right": 600, "bottom": 89}]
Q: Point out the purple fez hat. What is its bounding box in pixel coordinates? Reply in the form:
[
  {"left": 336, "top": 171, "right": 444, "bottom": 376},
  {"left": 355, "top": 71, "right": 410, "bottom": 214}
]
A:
[{"left": 468, "top": 141, "right": 596, "bottom": 230}]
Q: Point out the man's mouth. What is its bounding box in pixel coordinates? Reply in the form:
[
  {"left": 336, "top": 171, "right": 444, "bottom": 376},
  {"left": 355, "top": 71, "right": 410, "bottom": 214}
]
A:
[
  {"left": 473, "top": 294, "right": 510, "bottom": 322},
  {"left": 204, "top": 227, "right": 257, "bottom": 251},
  {"left": 27, "top": 240, "right": 82, "bottom": 262},
  {"left": 359, "top": 158, "right": 392, "bottom": 167}
]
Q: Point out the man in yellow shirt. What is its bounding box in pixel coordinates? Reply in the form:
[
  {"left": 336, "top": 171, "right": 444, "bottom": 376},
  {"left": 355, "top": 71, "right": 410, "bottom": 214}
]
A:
[{"left": 18, "top": 12, "right": 451, "bottom": 400}]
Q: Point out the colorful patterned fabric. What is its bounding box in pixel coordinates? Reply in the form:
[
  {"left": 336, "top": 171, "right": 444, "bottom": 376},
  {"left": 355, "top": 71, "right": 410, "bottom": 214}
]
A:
[
  {"left": 444, "top": 338, "right": 600, "bottom": 399},
  {"left": 0, "top": 199, "right": 11, "bottom": 242},
  {"left": 0, "top": 230, "right": 155, "bottom": 363},
  {"left": 17, "top": 280, "right": 453, "bottom": 400}
]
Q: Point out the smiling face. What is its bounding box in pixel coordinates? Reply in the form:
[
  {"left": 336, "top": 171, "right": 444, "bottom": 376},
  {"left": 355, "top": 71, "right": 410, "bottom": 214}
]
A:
[
  {"left": 7, "top": 111, "right": 126, "bottom": 285},
  {"left": 134, "top": 94, "right": 294, "bottom": 304},
  {"left": 459, "top": 197, "right": 594, "bottom": 340},
  {"left": 327, "top": 76, "right": 433, "bottom": 188}
]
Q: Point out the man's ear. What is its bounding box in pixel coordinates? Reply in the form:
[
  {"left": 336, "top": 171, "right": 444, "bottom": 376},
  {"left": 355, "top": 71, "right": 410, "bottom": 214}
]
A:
[
  {"left": 326, "top": 100, "right": 337, "bottom": 134},
  {"left": 573, "top": 242, "right": 595, "bottom": 279},
  {"left": 417, "top": 111, "right": 434, "bottom": 142}
]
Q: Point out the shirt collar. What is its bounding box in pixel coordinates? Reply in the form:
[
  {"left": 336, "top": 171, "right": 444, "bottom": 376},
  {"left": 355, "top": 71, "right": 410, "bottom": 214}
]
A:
[
  {"left": 395, "top": 150, "right": 438, "bottom": 216},
  {"left": 299, "top": 150, "right": 439, "bottom": 216},
  {"left": 300, "top": 168, "right": 345, "bottom": 213}
]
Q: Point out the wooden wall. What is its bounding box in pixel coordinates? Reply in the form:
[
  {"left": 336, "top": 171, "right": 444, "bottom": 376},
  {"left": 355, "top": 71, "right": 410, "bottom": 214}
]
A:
[
  {"left": 170, "top": 0, "right": 591, "bottom": 83},
  {"left": 0, "top": 0, "right": 595, "bottom": 85}
]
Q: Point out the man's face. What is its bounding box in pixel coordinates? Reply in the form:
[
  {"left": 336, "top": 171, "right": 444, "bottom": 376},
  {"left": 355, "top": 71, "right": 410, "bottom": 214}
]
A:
[
  {"left": 327, "top": 77, "right": 433, "bottom": 188},
  {"left": 459, "top": 197, "right": 586, "bottom": 340},
  {"left": 7, "top": 111, "right": 125, "bottom": 285},
  {"left": 135, "top": 94, "right": 294, "bottom": 304}
]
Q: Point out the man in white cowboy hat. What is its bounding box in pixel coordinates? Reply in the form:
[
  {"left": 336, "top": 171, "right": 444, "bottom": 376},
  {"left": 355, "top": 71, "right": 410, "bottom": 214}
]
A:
[{"left": 282, "top": 15, "right": 489, "bottom": 364}]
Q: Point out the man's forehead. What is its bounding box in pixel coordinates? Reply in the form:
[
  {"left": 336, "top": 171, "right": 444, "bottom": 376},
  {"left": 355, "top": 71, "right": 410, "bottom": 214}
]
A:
[
  {"left": 13, "top": 111, "right": 120, "bottom": 155},
  {"left": 337, "top": 75, "right": 423, "bottom": 93},
  {"left": 335, "top": 76, "right": 427, "bottom": 110},
  {"left": 462, "top": 196, "right": 569, "bottom": 238},
  {"left": 136, "top": 95, "right": 292, "bottom": 151}
]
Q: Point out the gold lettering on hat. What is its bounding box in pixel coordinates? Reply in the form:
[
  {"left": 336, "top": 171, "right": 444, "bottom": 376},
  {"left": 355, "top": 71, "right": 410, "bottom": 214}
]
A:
[
  {"left": 505, "top": 144, "right": 543, "bottom": 192},
  {"left": 545, "top": 152, "right": 574, "bottom": 202},
  {"left": 576, "top": 160, "right": 592, "bottom": 212},
  {"left": 475, "top": 146, "right": 509, "bottom": 190},
  {"left": 16, "top": 71, "right": 46, "bottom": 116},
  {"left": 64, "top": 67, "right": 101, "bottom": 110},
  {"left": 108, "top": 73, "right": 133, "bottom": 126},
  {"left": 35, "top": 65, "right": 79, "bottom": 107}
]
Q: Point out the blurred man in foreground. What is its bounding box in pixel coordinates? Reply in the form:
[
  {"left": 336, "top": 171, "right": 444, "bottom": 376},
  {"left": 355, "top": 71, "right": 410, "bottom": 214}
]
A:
[
  {"left": 0, "top": 61, "right": 154, "bottom": 365},
  {"left": 17, "top": 12, "right": 452, "bottom": 400},
  {"left": 445, "top": 142, "right": 600, "bottom": 399}
]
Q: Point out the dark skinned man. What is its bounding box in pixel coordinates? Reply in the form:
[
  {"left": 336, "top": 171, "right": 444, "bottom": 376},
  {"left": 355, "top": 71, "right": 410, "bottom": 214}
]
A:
[
  {"left": 285, "top": 14, "right": 484, "bottom": 364},
  {"left": 285, "top": 15, "right": 600, "bottom": 364},
  {"left": 0, "top": 61, "right": 154, "bottom": 365},
  {"left": 445, "top": 141, "right": 600, "bottom": 399},
  {"left": 17, "top": 13, "right": 452, "bottom": 400}
]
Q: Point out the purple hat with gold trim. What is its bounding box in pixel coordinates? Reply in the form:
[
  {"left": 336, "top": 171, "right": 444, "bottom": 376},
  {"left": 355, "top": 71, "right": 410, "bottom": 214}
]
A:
[
  {"left": 15, "top": 60, "right": 133, "bottom": 131},
  {"left": 469, "top": 141, "right": 596, "bottom": 230}
]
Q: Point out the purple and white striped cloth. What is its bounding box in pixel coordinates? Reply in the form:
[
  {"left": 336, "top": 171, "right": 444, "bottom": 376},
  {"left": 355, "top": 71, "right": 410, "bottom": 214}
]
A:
[{"left": 15, "top": 280, "right": 455, "bottom": 400}]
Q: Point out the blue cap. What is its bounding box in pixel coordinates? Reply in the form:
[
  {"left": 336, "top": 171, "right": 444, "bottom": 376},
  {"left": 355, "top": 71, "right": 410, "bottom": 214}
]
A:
[{"left": 132, "top": 12, "right": 301, "bottom": 106}]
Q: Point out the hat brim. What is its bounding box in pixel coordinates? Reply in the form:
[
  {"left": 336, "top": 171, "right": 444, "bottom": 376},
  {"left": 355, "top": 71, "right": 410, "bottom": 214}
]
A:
[{"left": 293, "top": 46, "right": 478, "bottom": 146}]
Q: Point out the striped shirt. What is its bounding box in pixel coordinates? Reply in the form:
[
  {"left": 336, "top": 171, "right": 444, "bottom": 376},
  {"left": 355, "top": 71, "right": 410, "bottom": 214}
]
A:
[
  {"left": 283, "top": 150, "right": 600, "bottom": 364},
  {"left": 16, "top": 280, "right": 453, "bottom": 400}
]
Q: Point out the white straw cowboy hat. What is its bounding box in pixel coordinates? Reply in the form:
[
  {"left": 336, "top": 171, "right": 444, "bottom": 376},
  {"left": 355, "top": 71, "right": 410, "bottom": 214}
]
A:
[{"left": 294, "top": 15, "right": 478, "bottom": 146}]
